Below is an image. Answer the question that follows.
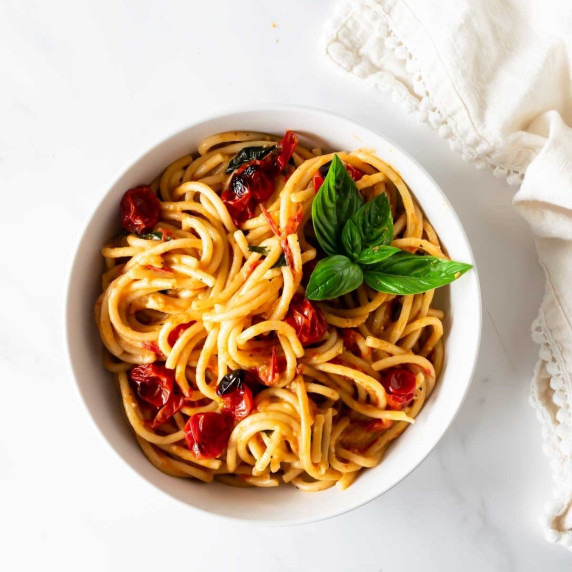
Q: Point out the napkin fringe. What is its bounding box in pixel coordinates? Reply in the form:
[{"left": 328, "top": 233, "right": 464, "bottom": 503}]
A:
[
  {"left": 325, "top": 0, "right": 525, "bottom": 186},
  {"left": 531, "top": 307, "right": 572, "bottom": 550}
]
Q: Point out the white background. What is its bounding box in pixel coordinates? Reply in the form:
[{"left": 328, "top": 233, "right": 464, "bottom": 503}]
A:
[{"left": 1, "top": 0, "right": 570, "bottom": 570}]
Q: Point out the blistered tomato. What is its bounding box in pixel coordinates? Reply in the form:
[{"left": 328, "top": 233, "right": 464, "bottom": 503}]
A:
[
  {"left": 184, "top": 412, "right": 233, "bottom": 459},
  {"left": 129, "top": 363, "right": 174, "bottom": 407},
  {"left": 222, "top": 131, "right": 299, "bottom": 225},
  {"left": 167, "top": 321, "right": 195, "bottom": 347},
  {"left": 380, "top": 368, "right": 417, "bottom": 409},
  {"left": 216, "top": 369, "right": 254, "bottom": 421},
  {"left": 120, "top": 185, "right": 161, "bottom": 234},
  {"left": 284, "top": 296, "right": 328, "bottom": 346}
]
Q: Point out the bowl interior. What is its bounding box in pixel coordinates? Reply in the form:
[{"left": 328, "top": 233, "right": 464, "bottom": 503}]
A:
[{"left": 66, "top": 107, "right": 481, "bottom": 525}]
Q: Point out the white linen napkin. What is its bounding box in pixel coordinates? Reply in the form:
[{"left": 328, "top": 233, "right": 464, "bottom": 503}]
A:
[{"left": 325, "top": 0, "right": 572, "bottom": 550}]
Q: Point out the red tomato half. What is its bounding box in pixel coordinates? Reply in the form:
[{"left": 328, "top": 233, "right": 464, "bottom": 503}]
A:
[
  {"left": 221, "top": 384, "right": 253, "bottom": 421},
  {"left": 345, "top": 163, "right": 364, "bottom": 181},
  {"left": 150, "top": 394, "right": 187, "bottom": 429},
  {"left": 220, "top": 183, "right": 254, "bottom": 225},
  {"left": 184, "top": 412, "right": 234, "bottom": 459},
  {"left": 129, "top": 363, "right": 174, "bottom": 407},
  {"left": 284, "top": 296, "right": 328, "bottom": 346},
  {"left": 256, "top": 346, "right": 287, "bottom": 386},
  {"left": 120, "top": 185, "right": 161, "bottom": 234},
  {"left": 380, "top": 368, "right": 417, "bottom": 410},
  {"left": 222, "top": 131, "right": 299, "bottom": 226},
  {"left": 312, "top": 171, "right": 324, "bottom": 193},
  {"left": 275, "top": 130, "right": 299, "bottom": 171},
  {"left": 167, "top": 321, "right": 195, "bottom": 347},
  {"left": 216, "top": 369, "right": 254, "bottom": 421}
]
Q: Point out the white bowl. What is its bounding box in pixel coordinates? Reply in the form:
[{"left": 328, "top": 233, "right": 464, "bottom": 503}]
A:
[{"left": 65, "top": 105, "right": 481, "bottom": 525}]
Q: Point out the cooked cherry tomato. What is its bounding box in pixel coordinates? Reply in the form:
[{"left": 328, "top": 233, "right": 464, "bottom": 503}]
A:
[
  {"left": 220, "top": 183, "right": 255, "bottom": 225},
  {"left": 284, "top": 296, "right": 328, "bottom": 346},
  {"left": 184, "top": 412, "right": 233, "bottom": 459},
  {"left": 120, "top": 185, "right": 161, "bottom": 234},
  {"left": 255, "top": 346, "right": 287, "bottom": 386},
  {"left": 274, "top": 130, "right": 298, "bottom": 171},
  {"left": 216, "top": 369, "right": 254, "bottom": 421},
  {"left": 222, "top": 131, "right": 299, "bottom": 225},
  {"left": 234, "top": 162, "right": 276, "bottom": 203},
  {"left": 129, "top": 363, "right": 174, "bottom": 407},
  {"left": 312, "top": 171, "right": 324, "bottom": 193},
  {"left": 167, "top": 321, "right": 195, "bottom": 347},
  {"left": 345, "top": 163, "right": 364, "bottom": 181},
  {"left": 314, "top": 160, "right": 362, "bottom": 184},
  {"left": 156, "top": 227, "right": 177, "bottom": 241},
  {"left": 151, "top": 394, "right": 186, "bottom": 429},
  {"left": 380, "top": 368, "right": 417, "bottom": 409}
]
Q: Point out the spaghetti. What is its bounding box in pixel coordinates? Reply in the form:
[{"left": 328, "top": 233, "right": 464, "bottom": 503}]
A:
[{"left": 95, "top": 130, "right": 452, "bottom": 491}]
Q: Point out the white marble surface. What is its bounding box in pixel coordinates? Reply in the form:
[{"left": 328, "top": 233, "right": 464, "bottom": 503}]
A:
[{"left": 1, "top": 0, "right": 570, "bottom": 570}]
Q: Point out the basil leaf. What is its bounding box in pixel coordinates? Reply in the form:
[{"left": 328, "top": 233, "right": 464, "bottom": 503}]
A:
[
  {"left": 306, "top": 255, "right": 363, "bottom": 301},
  {"left": 363, "top": 251, "right": 472, "bottom": 295},
  {"left": 312, "top": 155, "right": 363, "bottom": 256},
  {"left": 247, "top": 245, "right": 286, "bottom": 267},
  {"left": 226, "top": 145, "right": 276, "bottom": 174},
  {"left": 355, "top": 245, "right": 400, "bottom": 266},
  {"left": 271, "top": 253, "right": 287, "bottom": 268},
  {"left": 248, "top": 245, "right": 269, "bottom": 254},
  {"left": 341, "top": 192, "right": 393, "bottom": 260},
  {"left": 141, "top": 231, "right": 166, "bottom": 241},
  {"left": 340, "top": 215, "right": 362, "bottom": 257}
]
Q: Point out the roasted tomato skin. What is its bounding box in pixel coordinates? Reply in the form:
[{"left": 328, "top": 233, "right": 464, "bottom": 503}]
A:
[
  {"left": 222, "top": 131, "right": 299, "bottom": 225},
  {"left": 312, "top": 171, "right": 324, "bottom": 193},
  {"left": 345, "top": 163, "right": 364, "bottom": 181},
  {"left": 167, "top": 321, "right": 195, "bottom": 347},
  {"left": 255, "top": 346, "right": 287, "bottom": 386},
  {"left": 220, "top": 180, "right": 255, "bottom": 225},
  {"left": 184, "top": 412, "right": 233, "bottom": 459},
  {"left": 380, "top": 368, "right": 417, "bottom": 409},
  {"left": 120, "top": 185, "right": 161, "bottom": 234},
  {"left": 216, "top": 369, "right": 254, "bottom": 421},
  {"left": 150, "top": 394, "right": 186, "bottom": 429},
  {"left": 284, "top": 296, "right": 328, "bottom": 346},
  {"left": 129, "top": 363, "right": 174, "bottom": 408}
]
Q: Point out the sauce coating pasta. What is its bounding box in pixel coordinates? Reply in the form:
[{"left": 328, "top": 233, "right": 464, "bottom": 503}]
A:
[{"left": 95, "top": 130, "right": 449, "bottom": 491}]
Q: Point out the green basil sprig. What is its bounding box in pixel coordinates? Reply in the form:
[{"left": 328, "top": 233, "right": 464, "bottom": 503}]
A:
[
  {"left": 247, "top": 245, "right": 269, "bottom": 254},
  {"left": 226, "top": 145, "right": 276, "bottom": 174},
  {"left": 311, "top": 155, "right": 363, "bottom": 256},
  {"left": 363, "top": 252, "right": 472, "bottom": 295},
  {"left": 306, "top": 255, "right": 363, "bottom": 300},
  {"left": 140, "top": 231, "right": 173, "bottom": 241},
  {"left": 341, "top": 192, "right": 394, "bottom": 258},
  {"left": 306, "top": 155, "right": 472, "bottom": 300},
  {"left": 247, "top": 245, "right": 287, "bottom": 268}
]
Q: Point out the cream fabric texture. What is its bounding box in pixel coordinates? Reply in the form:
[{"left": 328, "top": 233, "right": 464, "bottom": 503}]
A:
[{"left": 326, "top": 0, "right": 572, "bottom": 550}]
